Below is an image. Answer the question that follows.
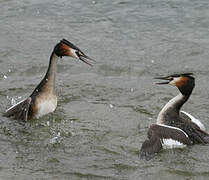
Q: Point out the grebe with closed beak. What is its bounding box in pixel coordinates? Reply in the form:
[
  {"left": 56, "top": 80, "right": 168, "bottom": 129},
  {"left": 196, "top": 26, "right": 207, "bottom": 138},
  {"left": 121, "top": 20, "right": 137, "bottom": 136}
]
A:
[
  {"left": 140, "top": 73, "right": 209, "bottom": 160},
  {"left": 4, "top": 39, "right": 94, "bottom": 121}
]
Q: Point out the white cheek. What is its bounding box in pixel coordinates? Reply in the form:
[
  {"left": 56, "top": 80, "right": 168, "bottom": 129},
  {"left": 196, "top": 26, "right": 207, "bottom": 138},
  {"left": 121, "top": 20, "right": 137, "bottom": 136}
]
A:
[
  {"left": 169, "top": 77, "right": 181, "bottom": 86},
  {"left": 71, "top": 49, "right": 78, "bottom": 58}
]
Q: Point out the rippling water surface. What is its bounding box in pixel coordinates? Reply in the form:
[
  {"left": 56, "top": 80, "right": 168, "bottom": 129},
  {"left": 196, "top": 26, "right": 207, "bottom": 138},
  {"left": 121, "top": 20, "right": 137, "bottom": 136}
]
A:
[{"left": 1, "top": 0, "right": 209, "bottom": 179}]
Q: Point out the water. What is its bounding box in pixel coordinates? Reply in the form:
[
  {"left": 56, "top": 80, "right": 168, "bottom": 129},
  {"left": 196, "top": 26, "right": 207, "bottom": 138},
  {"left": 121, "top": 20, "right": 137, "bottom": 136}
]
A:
[{"left": 1, "top": 0, "right": 209, "bottom": 179}]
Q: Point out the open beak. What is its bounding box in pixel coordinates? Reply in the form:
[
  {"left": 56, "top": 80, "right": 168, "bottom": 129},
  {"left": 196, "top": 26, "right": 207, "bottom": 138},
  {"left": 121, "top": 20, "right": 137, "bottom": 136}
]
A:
[
  {"left": 154, "top": 76, "right": 171, "bottom": 85},
  {"left": 77, "top": 52, "right": 96, "bottom": 67}
]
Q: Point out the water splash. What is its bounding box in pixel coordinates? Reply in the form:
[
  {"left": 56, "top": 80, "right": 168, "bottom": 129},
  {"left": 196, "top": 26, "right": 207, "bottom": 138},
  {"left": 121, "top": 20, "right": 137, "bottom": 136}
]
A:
[
  {"left": 11, "top": 98, "right": 16, "bottom": 106},
  {"left": 46, "top": 121, "right": 50, "bottom": 126},
  {"left": 50, "top": 132, "right": 61, "bottom": 144}
]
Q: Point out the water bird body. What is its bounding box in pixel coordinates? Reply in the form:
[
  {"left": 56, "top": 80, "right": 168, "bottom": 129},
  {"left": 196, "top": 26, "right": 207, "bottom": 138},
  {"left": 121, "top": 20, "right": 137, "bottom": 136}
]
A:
[
  {"left": 140, "top": 73, "right": 209, "bottom": 160},
  {"left": 4, "top": 39, "right": 94, "bottom": 121}
]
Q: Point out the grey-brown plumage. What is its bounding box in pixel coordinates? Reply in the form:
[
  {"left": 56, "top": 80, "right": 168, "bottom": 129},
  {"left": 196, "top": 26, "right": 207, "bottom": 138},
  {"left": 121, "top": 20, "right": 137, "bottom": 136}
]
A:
[{"left": 169, "top": 115, "right": 209, "bottom": 144}]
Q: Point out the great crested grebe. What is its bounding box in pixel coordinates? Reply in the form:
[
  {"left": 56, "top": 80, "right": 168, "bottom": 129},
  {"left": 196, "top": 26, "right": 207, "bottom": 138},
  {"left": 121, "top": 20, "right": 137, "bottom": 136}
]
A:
[
  {"left": 140, "top": 73, "right": 209, "bottom": 160},
  {"left": 4, "top": 39, "right": 94, "bottom": 121}
]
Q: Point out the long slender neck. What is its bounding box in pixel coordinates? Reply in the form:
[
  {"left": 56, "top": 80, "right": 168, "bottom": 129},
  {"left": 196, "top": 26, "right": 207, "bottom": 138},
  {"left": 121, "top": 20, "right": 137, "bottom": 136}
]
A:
[
  {"left": 156, "top": 92, "right": 191, "bottom": 125},
  {"left": 44, "top": 52, "right": 58, "bottom": 87},
  {"left": 30, "top": 52, "right": 59, "bottom": 97}
]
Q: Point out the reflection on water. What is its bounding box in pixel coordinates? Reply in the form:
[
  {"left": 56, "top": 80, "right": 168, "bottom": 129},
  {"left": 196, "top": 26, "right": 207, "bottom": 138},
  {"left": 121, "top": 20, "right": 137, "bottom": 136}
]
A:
[{"left": 1, "top": 0, "right": 209, "bottom": 179}]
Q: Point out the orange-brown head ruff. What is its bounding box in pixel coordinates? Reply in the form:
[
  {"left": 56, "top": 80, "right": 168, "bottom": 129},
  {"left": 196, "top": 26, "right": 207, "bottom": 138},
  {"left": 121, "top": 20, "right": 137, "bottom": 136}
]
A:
[
  {"left": 172, "top": 76, "right": 189, "bottom": 88},
  {"left": 154, "top": 73, "right": 195, "bottom": 96},
  {"left": 154, "top": 73, "right": 194, "bottom": 87},
  {"left": 53, "top": 39, "right": 95, "bottom": 66}
]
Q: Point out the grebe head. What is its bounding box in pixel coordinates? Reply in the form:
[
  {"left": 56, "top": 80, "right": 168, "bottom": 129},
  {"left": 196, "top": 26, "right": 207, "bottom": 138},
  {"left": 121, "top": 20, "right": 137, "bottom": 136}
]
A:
[
  {"left": 53, "top": 39, "right": 95, "bottom": 66},
  {"left": 155, "top": 73, "right": 195, "bottom": 95}
]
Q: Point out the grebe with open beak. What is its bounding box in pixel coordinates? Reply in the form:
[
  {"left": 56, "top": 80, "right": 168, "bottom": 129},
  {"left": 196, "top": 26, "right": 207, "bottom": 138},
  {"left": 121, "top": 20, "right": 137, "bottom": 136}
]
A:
[
  {"left": 4, "top": 39, "right": 95, "bottom": 121},
  {"left": 140, "top": 73, "right": 209, "bottom": 160}
]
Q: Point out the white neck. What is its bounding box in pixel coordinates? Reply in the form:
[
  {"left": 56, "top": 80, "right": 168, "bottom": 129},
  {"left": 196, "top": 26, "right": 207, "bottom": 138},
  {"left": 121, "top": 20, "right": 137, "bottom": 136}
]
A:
[{"left": 157, "top": 93, "right": 184, "bottom": 124}]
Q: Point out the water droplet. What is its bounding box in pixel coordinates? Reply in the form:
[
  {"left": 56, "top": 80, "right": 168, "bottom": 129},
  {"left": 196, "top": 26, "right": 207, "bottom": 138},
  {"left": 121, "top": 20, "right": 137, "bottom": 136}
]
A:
[
  {"left": 92, "top": 1, "right": 96, "bottom": 4},
  {"left": 131, "top": 88, "right": 134, "bottom": 92},
  {"left": 3, "top": 75, "right": 7, "bottom": 79},
  {"left": 50, "top": 132, "right": 62, "bottom": 144},
  {"left": 47, "top": 121, "right": 50, "bottom": 126},
  {"left": 50, "top": 137, "right": 58, "bottom": 144},
  {"left": 11, "top": 98, "right": 16, "bottom": 105},
  {"left": 36, "top": 89, "right": 39, "bottom": 92},
  {"left": 8, "top": 69, "right": 11, "bottom": 73},
  {"left": 109, "top": 104, "right": 113, "bottom": 108},
  {"left": 151, "top": 60, "right": 154, "bottom": 63},
  {"left": 46, "top": 78, "right": 48, "bottom": 81},
  {"left": 71, "top": 132, "right": 75, "bottom": 136}
]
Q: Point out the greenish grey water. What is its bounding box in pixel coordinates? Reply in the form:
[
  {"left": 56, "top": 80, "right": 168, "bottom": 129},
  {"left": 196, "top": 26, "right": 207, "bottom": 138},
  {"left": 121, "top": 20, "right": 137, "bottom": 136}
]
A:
[{"left": 1, "top": 0, "right": 209, "bottom": 179}]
